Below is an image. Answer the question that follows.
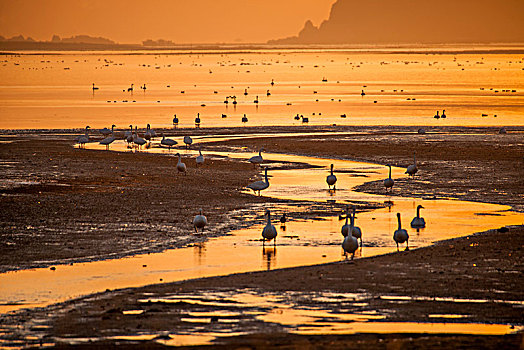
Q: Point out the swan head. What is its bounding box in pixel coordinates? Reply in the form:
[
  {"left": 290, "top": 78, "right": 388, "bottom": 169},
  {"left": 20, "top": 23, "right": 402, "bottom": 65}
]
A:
[
  {"left": 85, "top": 126, "right": 90, "bottom": 130},
  {"left": 199, "top": 208, "right": 203, "bottom": 215},
  {"left": 417, "top": 205, "right": 424, "bottom": 209},
  {"left": 397, "top": 213, "right": 401, "bottom": 219},
  {"left": 330, "top": 163, "right": 334, "bottom": 170}
]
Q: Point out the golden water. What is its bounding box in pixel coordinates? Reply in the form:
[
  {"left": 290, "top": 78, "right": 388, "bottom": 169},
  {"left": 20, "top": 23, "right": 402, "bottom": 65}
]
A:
[{"left": 1, "top": 49, "right": 523, "bottom": 129}]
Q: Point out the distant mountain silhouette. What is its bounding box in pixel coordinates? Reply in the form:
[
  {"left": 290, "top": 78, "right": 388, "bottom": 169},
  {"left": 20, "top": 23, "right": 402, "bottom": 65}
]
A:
[
  {"left": 142, "top": 39, "right": 176, "bottom": 47},
  {"left": 0, "top": 34, "right": 115, "bottom": 45},
  {"left": 269, "top": 0, "right": 524, "bottom": 44}
]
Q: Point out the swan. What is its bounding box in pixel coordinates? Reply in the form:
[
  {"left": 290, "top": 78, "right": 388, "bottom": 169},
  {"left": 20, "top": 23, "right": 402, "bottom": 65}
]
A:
[
  {"left": 266, "top": 90, "right": 271, "bottom": 96},
  {"left": 384, "top": 164, "right": 394, "bottom": 192},
  {"left": 160, "top": 133, "right": 177, "bottom": 150},
  {"left": 183, "top": 136, "right": 193, "bottom": 149},
  {"left": 127, "top": 83, "right": 134, "bottom": 92},
  {"left": 196, "top": 147, "right": 204, "bottom": 166},
  {"left": 99, "top": 133, "right": 116, "bottom": 150},
  {"left": 405, "top": 153, "right": 418, "bottom": 177},
  {"left": 410, "top": 205, "right": 426, "bottom": 228},
  {"left": 144, "top": 124, "right": 152, "bottom": 141},
  {"left": 351, "top": 206, "right": 362, "bottom": 246},
  {"left": 77, "top": 126, "right": 90, "bottom": 148},
  {"left": 441, "top": 109, "right": 447, "bottom": 118},
  {"left": 242, "top": 114, "right": 248, "bottom": 124},
  {"left": 92, "top": 83, "right": 99, "bottom": 91},
  {"left": 262, "top": 209, "right": 277, "bottom": 246},
  {"left": 100, "top": 124, "right": 115, "bottom": 136},
  {"left": 125, "top": 125, "right": 133, "bottom": 146},
  {"left": 361, "top": 89, "right": 366, "bottom": 96},
  {"left": 248, "top": 148, "right": 264, "bottom": 167},
  {"left": 341, "top": 206, "right": 350, "bottom": 237},
  {"left": 173, "top": 115, "right": 179, "bottom": 128},
  {"left": 342, "top": 234, "right": 359, "bottom": 260},
  {"left": 176, "top": 153, "right": 186, "bottom": 174},
  {"left": 434, "top": 111, "right": 440, "bottom": 119},
  {"left": 393, "top": 213, "right": 409, "bottom": 251},
  {"left": 244, "top": 88, "right": 248, "bottom": 96},
  {"left": 247, "top": 168, "right": 270, "bottom": 196},
  {"left": 301, "top": 116, "right": 309, "bottom": 123},
  {"left": 195, "top": 113, "right": 201, "bottom": 127},
  {"left": 193, "top": 208, "right": 208, "bottom": 233},
  {"left": 417, "top": 128, "right": 426, "bottom": 134},
  {"left": 326, "top": 164, "right": 337, "bottom": 191},
  {"left": 254, "top": 96, "right": 259, "bottom": 104},
  {"left": 133, "top": 132, "right": 147, "bottom": 150}
]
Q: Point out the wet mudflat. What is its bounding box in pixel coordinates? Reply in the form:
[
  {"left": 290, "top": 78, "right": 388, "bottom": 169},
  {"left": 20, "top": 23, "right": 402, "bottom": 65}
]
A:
[{"left": 0, "top": 125, "right": 523, "bottom": 348}]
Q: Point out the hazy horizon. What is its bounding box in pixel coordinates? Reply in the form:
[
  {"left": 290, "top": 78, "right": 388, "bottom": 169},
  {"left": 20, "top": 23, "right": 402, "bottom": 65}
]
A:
[{"left": 0, "top": 0, "right": 335, "bottom": 44}]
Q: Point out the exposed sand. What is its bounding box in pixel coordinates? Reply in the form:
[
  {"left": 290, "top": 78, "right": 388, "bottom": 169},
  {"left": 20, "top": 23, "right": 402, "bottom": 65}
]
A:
[{"left": 0, "top": 125, "right": 523, "bottom": 348}]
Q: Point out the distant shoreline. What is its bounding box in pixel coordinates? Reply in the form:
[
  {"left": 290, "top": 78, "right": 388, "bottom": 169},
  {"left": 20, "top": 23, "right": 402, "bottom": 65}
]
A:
[{"left": 1, "top": 42, "right": 524, "bottom": 55}]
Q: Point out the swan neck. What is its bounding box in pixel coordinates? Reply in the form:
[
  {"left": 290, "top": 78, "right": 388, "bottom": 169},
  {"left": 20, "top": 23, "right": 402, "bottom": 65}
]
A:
[
  {"left": 397, "top": 215, "right": 402, "bottom": 229},
  {"left": 416, "top": 206, "right": 421, "bottom": 218},
  {"left": 388, "top": 165, "right": 392, "bottom": 178}
]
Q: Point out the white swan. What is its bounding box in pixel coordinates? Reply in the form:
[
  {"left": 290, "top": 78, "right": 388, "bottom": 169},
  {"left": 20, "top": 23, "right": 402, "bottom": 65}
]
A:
[
  {"left": 248, "top": 148, "right": 264, "bottom": 167},
  {"left": 144, "top": 124, "right": 152, "bottom": 141},
  {"left": 196, "top": 147, "right": 204, "bottom": 166},
  {"left": 193, "top": 208, "right": 208, "bottom": 233},
  {"left": 410, "top": 205, "right": 426, "bottom": 228},
  {"left": 326, "top": 163, "right": 337, "bottom": 191},
  {"left": 132, "top": 127, "right": 146, "bottom": 150},
  {"left": 262, "top": 209, "right": 277, "bottom": 246},
  {"left": 160, "top": 133, "right": 177, "bottom": 150},
  {"left": 342, "top": 235, "right": 359, "bottom": 260},
  {"left": 183, "top": 136, "right": 193, "bottom": 149},
  {"left": 405, "top": 153, "right": 418, "bottom": 177},
  {"left": 176, "top": 153, "right": 186, "bottom": 174},
  {"left": 77, "top": 126, "right": 90, "bottom": 148},
  {"left": 393, "top": 213, "right": 409, "bottom": 251},
  {"left": 99, "top": 134, "right": 116, "bottom": 150},
  {"left": 351, "top": 206, "right": 362, "bottom": 247},
  {"left": 247, "top": 168, "right": 270, "bottom": 196},
  {"left": 384, "top": 164, "right": 394, "bottom": 192},
  {"left": 341, "top": 205, "right": 350, "bottom": 237}
]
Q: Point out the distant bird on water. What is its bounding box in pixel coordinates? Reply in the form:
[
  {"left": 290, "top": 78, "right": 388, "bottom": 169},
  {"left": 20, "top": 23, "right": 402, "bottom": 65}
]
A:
[
  {"left": 410, "top": 205, "right": 426, "bottom": 228},
  {"left": 92, "top": 83, "right": 99, "bottom": 91},
  {"left": 173, "top": 115, "right": 179, "bottom": 128},
  {"left": 384, "top": 164, "right": 394, "bottom": 192},
  {"left": 279, "top": 212, "right": 287, "bottom": 226},
  {"left": 193, "top": 209, "right": 207, "bottom": 233},
  {"left": 99, "top": 130, "right": 116, "bottom": 150},
  {"left": 262, "top": 209, "right": 277, "bottom": 246},
  {"left": 100, "top": 124, "right": 115, "bottom": 137},
  {"left": 247, "top": 168, "right": 270, "bottom": 196},
  {"left": 441, "top": 109, "right": 447, "bottom": 118},
  {"left": 393, "top": 213, "right": 409, "bottom": 251},
  {"left": 326, "top": 164, "right": 337, "bottom": 191}
]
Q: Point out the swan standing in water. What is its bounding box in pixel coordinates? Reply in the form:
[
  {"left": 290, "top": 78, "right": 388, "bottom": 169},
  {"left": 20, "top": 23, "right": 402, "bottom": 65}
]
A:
[
  {"left": 383, "top": 164, "right": 394, "bottom": 192},
  {"left": 196, "top": 147, "right": 205, "bottom": 166},
  {"left": 262, "top": 209, "right": 277, "bottom": 246},
  {"left": 342, "top": 234, "right": 359, "bottom": 260},
  {"left": 248, "top": 148, "right": 264, "bottom": 167},
  {"left": 183, "top": 136, "right": 193, "bottom": 149},
  {"left": 341, "top": 206, "right": 351, "bottom": 237},
  {"left": 351, "top": 206, "right": 362, "bottom": 247},
  {"left": 99, "top": 132, "right": 116, "bottom": 150},
  {"left": 326, "top": 163, "right": 337, "bottom": 191},
  {"left": 132, "top": 127, "right": 146, "bottom": 150},
  {"left": 247, "top": 168, "right": 270, "bottom": 196},
  {"left": 393, "top": 213, "right": 409, "bottom": 251},
  {"left": 410, "top": 205, "right": 426, "bottom": 228},
  {"left": 193, "top": 209, "right": 208, "bottom": 233},
  {"left": 160, "top": 133, "right": 177, "bottom": 150},
  {"left": 405, "top": 153, "right": 418, "bottom": 177},
  {"left": 176, "top": 153, "right": 186, "bottom": 174},
  {"left": 77, "top": 126, "right": 90, "bottom": 148}
]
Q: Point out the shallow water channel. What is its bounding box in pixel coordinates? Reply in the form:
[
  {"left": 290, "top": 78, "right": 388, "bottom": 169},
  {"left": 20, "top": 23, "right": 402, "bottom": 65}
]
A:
[{"left": 1, "top": 135, "right": 523, "bottom": 344}]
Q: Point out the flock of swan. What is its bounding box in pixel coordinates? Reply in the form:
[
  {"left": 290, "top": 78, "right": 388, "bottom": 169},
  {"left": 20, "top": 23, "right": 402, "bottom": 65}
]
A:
[{"left": 77, "top": 126, "right": 426, "bottom": 260}]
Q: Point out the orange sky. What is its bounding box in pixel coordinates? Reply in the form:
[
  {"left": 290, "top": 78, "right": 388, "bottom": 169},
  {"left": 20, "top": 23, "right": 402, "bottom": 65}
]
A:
[{"left": 0, "top": 0, "right": 336, "bottom": 44}]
